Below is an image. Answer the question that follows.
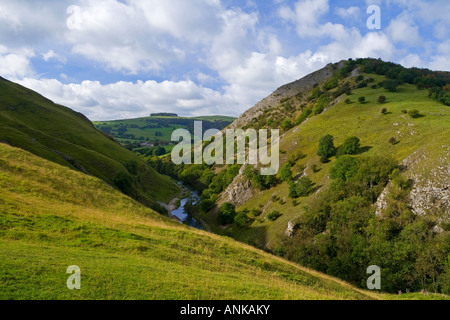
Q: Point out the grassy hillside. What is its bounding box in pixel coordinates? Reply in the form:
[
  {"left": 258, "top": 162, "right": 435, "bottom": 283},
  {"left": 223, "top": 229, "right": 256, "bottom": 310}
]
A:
[
  {"left": 145, "top": 59, "right": 449, "bottom": 294},
  {"left": 0, "top": 142, "right": 393, "bottom": 300},
  {"left": 229, "top": 74, "right": 450, "bottom": 248},
  {"left": 0, "top": 77, "right": 179, "bottom": 207},
  {"left": 93, "top": 115, "right": 235, "bottom": 154}
]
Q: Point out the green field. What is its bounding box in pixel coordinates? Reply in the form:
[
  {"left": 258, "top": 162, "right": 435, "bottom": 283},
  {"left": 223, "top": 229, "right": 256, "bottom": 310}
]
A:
[{"left": 93, "top": 115, "right": 235, "bottom": 147}]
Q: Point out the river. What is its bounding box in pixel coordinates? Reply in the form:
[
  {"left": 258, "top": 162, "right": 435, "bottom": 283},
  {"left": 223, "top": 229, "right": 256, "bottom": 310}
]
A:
[{"left": 169, "top": 182, "right": 203, "bottom": 230}]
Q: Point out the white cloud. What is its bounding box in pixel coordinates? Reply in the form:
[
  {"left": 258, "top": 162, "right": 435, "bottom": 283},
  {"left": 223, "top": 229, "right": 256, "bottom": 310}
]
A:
[
  {"left": 16, "top": 77, "right": 234, "bottom": 121},
  {"left": 335, "top": 6, "right": 361, "bottom": 20},
  {"left": 42, "top": 50, "right": 66, "bottom": 63},
  {"left": 386, "top": 15, "right": 422, "bottom": 46},
  {"left": 0, "top": 46, "right": 35, "bottom": 79},
  {"left": 278, "top": 0, "right": 347, "bottom": 40}
]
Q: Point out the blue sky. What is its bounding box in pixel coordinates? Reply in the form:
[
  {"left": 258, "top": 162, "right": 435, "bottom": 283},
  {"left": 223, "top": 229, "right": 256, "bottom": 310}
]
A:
[{"left": 0, "top": 0, "right": 449, "bottom": 120}]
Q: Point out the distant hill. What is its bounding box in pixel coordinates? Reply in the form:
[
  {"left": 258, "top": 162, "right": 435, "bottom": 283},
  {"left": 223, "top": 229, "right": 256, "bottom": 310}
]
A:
[
  {"left": 0, "top": 77, "right": 179, "bottom": 212},
  {"left": 93, "top": 115, "right": 235, "bottom": 155}
]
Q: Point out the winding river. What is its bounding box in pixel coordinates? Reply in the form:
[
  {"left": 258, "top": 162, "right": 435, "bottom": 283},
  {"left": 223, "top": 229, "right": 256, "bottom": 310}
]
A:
[{"left": 169, "top": 182, "right": 203, "bottom": 230}]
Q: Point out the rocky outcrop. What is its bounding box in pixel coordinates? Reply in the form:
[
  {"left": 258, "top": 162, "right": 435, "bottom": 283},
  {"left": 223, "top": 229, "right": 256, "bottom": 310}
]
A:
[
  {"left": 375, "top": 147, "right": 450, "bottom": 223},
  {"left": 228, "top": 61, "right": 346, "bottom": 130}
]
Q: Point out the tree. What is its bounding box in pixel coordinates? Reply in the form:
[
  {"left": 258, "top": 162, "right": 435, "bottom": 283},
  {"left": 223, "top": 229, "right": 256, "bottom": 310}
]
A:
[
  {"left": 358, "top": 96, "right": 366, "bottom": 103},
  {"left": 154, "top": 146, "right": 166, "bottom": 156},
  {"left": 381, "top": 108, "right": 388, "bottom": 115},
  {"left": 329, "top": 156, "right": 359, "bottom": 182},
  {"left": 280, "top": 163, "right": 293, "bottom": 182},
  {"left": 378, "top": 95, "right": 386, "bottom": 103},
  {"left": 317, "top": 134, "right": 336, "bottom": 162},
  {"left": 234, "top": 211, "right": 249, "bottom": 227},
  {"left": 218, "top": 202, "right": 236, "bottom": 225},
  {"left": 341, "top": 136, "right": 361, "bottom": 155},
  {"left": 281, "top": 119, "right": 293, "bottom": 130},
  {"left": 384, "top": 79, "right": 399, "bottom": 92}
]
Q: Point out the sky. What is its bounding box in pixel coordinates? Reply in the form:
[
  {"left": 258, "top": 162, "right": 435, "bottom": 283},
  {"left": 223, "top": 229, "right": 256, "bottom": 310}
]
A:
[{"left": 0, "top": 0, "right": 449, "bottom": 121}]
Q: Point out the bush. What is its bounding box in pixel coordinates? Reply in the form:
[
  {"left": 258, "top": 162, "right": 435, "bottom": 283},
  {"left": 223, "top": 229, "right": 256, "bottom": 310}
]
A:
[
  {"left": 296, "top": 108, "right": 312, "bottom": 125},
  {"left": 289, "top": 177, "right": 315, "bottom": 198},
  {"left": 113, "top": 172, "right": 133, "bottom": 194},
  {"left": 401, "top": 109, "right": 408, "bottom": 114},
  {"left": 281, "top": 119, "right": 293, "bottom": 130},
  {"left": 268, "top": 211, "right": 282, "bottom": 221},
  {"left": 388, "top": 137, "right": 398, "bottom": 145},
  {"left": 358, "top": 96, "right": 366, "bottom": 103},
  {"left": 329, "top": 156, "right": 359, "bottom": 182},
  {"left": 280, "top": 163, "right": 293, "bottom": 182},
  {"left": 357, "top": 82, "right": 368, "bottom": 88},
  {"left": 378, "top": 95, "right": 386, "bottom": 103},
  {"left": 381, "top": 108, "right": 388, "bottom": 114},
  {"left": 409, "top": 109, "right": 422, "bottom": 118},
  {"left": 317, "top": 134, "right": 336, "bottom": 161},
  {"left": 341, "top": 136, "right": 361, "bottom": 155},
  {"left": 345, "top": 98, "right": 352, "bottom": 104},
  {"left": 384, "top": 79, "right": 399, "bottom": 92},
  {"left": 234, "top": 211, "right": 250, "bottom": 227},
  {"left": 218, "top": 202, "right": 236, "bottom": 225}
]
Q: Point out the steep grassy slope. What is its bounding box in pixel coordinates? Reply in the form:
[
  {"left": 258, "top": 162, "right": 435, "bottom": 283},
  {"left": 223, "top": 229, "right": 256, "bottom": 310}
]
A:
[
  {"left": 0, "top": 76, "right": 179, "bottom": 206},
  {"left": 225, "top": 75, "right": 450, "bottom": 249},
  {"left": 0, "top": 142, "right": 388, "bottom": 300}
]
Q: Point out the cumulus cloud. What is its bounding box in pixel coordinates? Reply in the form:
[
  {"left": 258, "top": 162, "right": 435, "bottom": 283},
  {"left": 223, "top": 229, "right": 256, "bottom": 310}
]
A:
[
  {"left": 278, "top": 0, "right": 348, "bottom": 40},
  {"left": 335, "top": 6, "right": 361, "bottom": 20},
  {"left": 0, "top": 46, "right": 35, "bottom": 79},
  {"left": 1, "top": 0, "right": 449, "bottom": 121},
  {"left": 17, "top": 77, "right": 234, "bottom": 120}
]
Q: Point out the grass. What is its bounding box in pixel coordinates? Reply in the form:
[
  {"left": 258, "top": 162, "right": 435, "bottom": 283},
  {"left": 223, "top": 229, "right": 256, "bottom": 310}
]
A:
[
  {"left": 217, "top": 75, "right": 450, "bottom": 251},
  {"left": 0, "top": 142, "right": 403, "bottom": 300},
  {"left": 0, "top": 77, "right": 179, "bottom": 205}
]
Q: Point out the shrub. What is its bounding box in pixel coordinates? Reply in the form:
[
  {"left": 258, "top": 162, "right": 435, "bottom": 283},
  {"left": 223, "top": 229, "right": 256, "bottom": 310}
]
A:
[
  {"left": 381, "top": 108, "right": 388, "bottom": 114},
  {"left": 345, "top": 98, "right": 352, "bottom": 104},
  {"left": 330, "top": 156, "right": 359, "bottom": 181},
  {"left": 289, "top": 177, "right": 315, "bottom": 198},
  {"left": 218, "top": 202, "right": 236, "bottom": 225},
  {"left": 378, "top": 95, "right": 386, "bottom": 103},
  {"left": 250, "top": 209, "right": 262, "bottom": 217},
  {"left": 388, "top": 137, "right": 398, "bottom": 145},
  {"left": 357, "top": 82, "right": 368, "bottom": 88},
  {"left": 323, "top": 77, "right": 339, "bottom": 91},
  {"left": 317, "top": 134, "right": 336, "bottom": 161},
  {"left": 401, "top": 110, "right": 408, "bottom": 114},
  {"left": 341, "top": 136, "right": 361, "bottom": 155},
  {"left": 384, "top": 79, "right": 399, "bottom": 92},
  {"left": 296, "top": 108, "right": 312, "bottom": 125},
  {"left": 281, "top": 119, "right": 293, "bottom": 130},
  {"left": 268, "top": 211, "right": 282, "bottom": 221},
  {"left": 409, "top": 109, "right": 422, "bottom": 118},
  {"left": 234, "top": 211, "right": 250, "bottom": 227},
  {"left": 358, "top": 96, "right": 366, "bottom": 103},
  {"left": 280, "top": 163, "right": 293, "bottom": 182},
  {"left": 113, "top": 172, "right": 133, "bottom": 194}
]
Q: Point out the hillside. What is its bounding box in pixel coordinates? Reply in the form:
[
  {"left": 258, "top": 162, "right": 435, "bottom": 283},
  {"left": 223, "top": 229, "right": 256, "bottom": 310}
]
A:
[
  {"left": 0, "top": 142, "right": 391, "bottom": 300},
  {"left": 0, "top": 76, "right": 179, "bottom": 210},
  {"left": 93, "top": 115, "right": 235, "bottom": 155},
  {"left": 148, "top": 59, "right": 450, "bottom": 294}
]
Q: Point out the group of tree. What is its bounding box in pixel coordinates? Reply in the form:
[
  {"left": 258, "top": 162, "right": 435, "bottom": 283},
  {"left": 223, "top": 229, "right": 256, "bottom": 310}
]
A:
[{"left": 280, "top": 154, "right": 449, "bottom": 294}]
